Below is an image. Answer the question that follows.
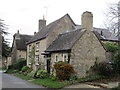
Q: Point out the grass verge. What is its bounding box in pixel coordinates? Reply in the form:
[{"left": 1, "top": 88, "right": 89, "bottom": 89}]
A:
[
  {"left": 15, "top": 73, "right": 32, "bottom": 80},
  {"left": 14, "top": 73, "right": 68, "bottom": 88},
  {"left": 31, "top": 78, "right": 68, "bottom": 88}
]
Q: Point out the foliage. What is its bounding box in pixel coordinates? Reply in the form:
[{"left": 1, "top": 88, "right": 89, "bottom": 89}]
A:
[
  {"left": 105, "top": 43, "right": 120, "bottom": 52},
  {"left": 15, "top": 58, "right": 26, "bottom": 70},
  {"left": 21, "top": 66, "right": 30, "bottom": 72},
  {"left": 36, "top": 70, "right": 50, "bottom": 79},
  {"left": 0, "top": 19, "right": 10, "bottom": 57},
  {"left": 113, "top": 51, "right": 120, "bottom": 74},
  {"left": 6, "top": 58, "right": 26, "bottom": 73},
  {"left": 69, "top": 74, "right": 78, "bottom": 81},
  {"left": 29, "top": 45, "right": 35, "bottom": 67},
  {"left": 54, "top": 61, "right": 75, "bottom": 80},
  {"left": 27, "top": 70, "right": 35, "bottom": 78},
  {"left": 51, "top": 76, "right": 59, "bottom": 81},
  {"left": 90, "top": 61, "right": 114, "bottom": 77},
  {"left": 6, "top": 69, "right": 19, "bottom": 74}
]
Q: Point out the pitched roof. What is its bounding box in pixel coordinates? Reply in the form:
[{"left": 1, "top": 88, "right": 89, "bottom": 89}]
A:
[
  {"left": 27, "top": 14, "right": 75, "bottom": 44},
  {"left": 16, "top": 34, "right": 33, "bottom": 50},
  {"left": 45, "top": 29, "right": 86, "bottom": 52},
  {"left": 75, "top": 25, "right": 119, "bottom": 42}
]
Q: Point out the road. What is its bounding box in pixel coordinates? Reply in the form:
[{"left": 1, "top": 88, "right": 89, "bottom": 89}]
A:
[{"left": 1, "top": 71, "right": 45, "bottom": 89}]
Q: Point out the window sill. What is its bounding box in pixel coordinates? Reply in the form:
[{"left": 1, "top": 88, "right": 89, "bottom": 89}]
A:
[{"left": 35, "top": 63, "right": 39, "bottom": 65}]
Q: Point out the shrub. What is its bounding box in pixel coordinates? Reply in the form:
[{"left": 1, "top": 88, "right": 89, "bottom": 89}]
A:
[
  {"left": 54, "top": 61, "right": 75, "bottom": 80},
  {"left": 27, "top": 70, "right": 35, "bottom": 78},
  {"left": 113, "top": 52, "right": 120, "bottom": 74},
  {"left": 105, "top": 43, "right": 120, "bottom": 52},
  {"left": 90, "top": 61, "right": 114, "bottom": 77},
  {"left": 21, "top": 66, "right": 30, "bottom": 72},
  {"left": 36, "top": 70, "right": 50, "bottom": 79},
  {"left": 51, "top": 76, "right": 59, "bottom": 81},
  {"left": 15, "top": 58, "right": 26, "bottom": 70}
]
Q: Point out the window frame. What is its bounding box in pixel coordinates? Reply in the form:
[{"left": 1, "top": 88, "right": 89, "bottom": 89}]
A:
[
  {"left": 35, "top": 42, "right": 39, "bottom": 51},
  {"left": 35, "top": 55, "right": 39, "bottom": 65},
  {"left": 63, "top": 54, "right": 68, "bottom": 62},
  {"left": 55, "top": 55, "right": 58, "bottom": 62}
]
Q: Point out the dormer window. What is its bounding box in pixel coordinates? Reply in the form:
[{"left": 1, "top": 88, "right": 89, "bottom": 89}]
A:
[{"left": 36, "top": 42, "right": 39, "bottom": 51}]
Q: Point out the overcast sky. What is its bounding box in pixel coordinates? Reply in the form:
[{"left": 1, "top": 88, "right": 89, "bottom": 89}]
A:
[{"left": 0, "top": 0, "right": 119, "bottom": 46}]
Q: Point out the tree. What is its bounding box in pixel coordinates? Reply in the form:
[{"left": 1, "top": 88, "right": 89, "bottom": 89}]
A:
[
  {"left": 105, "top": 1, "right": 120, "bottom": 45},
  {"left": 0, "top": 19, "right": 10, "bottom": 58}
]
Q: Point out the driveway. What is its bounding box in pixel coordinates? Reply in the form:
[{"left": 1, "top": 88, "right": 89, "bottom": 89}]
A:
[{"left": 1, "top": 71, "right": 45, "bottom": 89}]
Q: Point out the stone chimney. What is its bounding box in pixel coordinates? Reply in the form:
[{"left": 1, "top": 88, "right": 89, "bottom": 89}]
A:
[
  {"left": 38, "top": 17, "right": 46, "bottom": 32},
  {"left": 81, "top": 11, "right": 93, "bottom": 32},
  {"left": 15, "top": 30, "right": 20, "bottom": 40}
]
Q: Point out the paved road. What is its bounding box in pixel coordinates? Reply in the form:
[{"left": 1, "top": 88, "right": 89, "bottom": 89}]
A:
[{"left": 1, "top": 71, "right": 45, "bottom": 88}]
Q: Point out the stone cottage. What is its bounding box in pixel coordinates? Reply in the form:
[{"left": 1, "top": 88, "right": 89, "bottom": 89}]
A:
[
  {"left": 11, "top": 30, "right": 32, "bottom": 64},
  {"left": 26, "top": 14, "right": 75, "bottom": 71},
  {"left": 44, "top": 11, "right": 107, "bottom": 77},
  {"left": 27, "top": 11, "right": 119, "bottom": 77}
]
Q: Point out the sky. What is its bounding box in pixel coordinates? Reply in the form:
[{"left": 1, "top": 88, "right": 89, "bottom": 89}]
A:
[{"left": 0, "top": 0, "right": 119, "bottom": 46}]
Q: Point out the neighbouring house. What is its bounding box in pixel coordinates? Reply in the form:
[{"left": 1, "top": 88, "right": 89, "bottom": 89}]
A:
[
  {"left": 26, "top": 11, "right": 119, "bottom": 77},
  {"left": 11, "top": 30, "right": 33, "bottom": 64},
  {"left": 26, "top": 14, "right": 76, "bottom": 71}
]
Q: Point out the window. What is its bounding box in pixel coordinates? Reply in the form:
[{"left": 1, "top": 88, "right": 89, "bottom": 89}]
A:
[
  {"left": 35, "top": 55, "right": 39, "bottom": 65},
  {"left": 63, "top": 54, "right": 68, "bottom": 62},
  {"left": 36, "top": 43, "right": 39, "bottom": 51},
  {"left": 29, "top": 45, "right": 31, "bottom": 52},
  {"left": 55, "top": 55, "right": 58, "bottom": 62}
]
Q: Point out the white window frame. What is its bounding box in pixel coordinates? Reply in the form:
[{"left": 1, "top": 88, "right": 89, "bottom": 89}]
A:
[
  {"left": 35, "top": 55, "right": 39, "bottom": 65},
  {"left": 36, "top": 42, "right": 39, "bottom": 51},
  {"left": 55, "top": 55, "right": 58, "bottom": 62},
  {"left": 63, "top": 54, "right": 68, "bottom": 62}
]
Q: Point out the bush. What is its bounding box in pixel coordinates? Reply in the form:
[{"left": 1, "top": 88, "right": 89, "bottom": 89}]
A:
[
  {"left": 113, "top": 52, "right": 120, "bottom": 74},
  {"left": 90, "top": 61, "right": 114, "bottom": 77},
  {"left": 54, "top": 61, "right": 75, "bottom": 80},
  {"left": 36, "top": 70, "right": 50, "bottom": 79},
  {"left": 105, "top": 43, "right": 120, "bottom": 52},
  {"left": 21, "top": 66, "right": 30, "bottom": 72},
  {"left": 15, "top": 58, "right": 26, "bottom": 70},
  {"left": 51, "top": 76, "right": 59, "bottom": 81},
  {"left": 27, "top": 70, "right": 35, "bottom": 78}
]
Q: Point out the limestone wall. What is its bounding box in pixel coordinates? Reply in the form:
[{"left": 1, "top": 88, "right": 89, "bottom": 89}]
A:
[
  {"left": 70, "top": 31, "right": 106, "bottom": 77},
  {"left": 27, "top": 39, "right": 47, "bottom": 71}
]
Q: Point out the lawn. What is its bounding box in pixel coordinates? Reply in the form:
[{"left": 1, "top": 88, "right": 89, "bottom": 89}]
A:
[{"left": 31, "top": 78, "right": 68, "bottom": 88}]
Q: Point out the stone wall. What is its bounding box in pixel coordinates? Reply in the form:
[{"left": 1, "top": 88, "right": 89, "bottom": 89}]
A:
[
  {"left": 27, "top": 39, "right": 47, "bottom": 71},
  {"left": 70, "top": 31, "right": 106, "bottom": 77},
  {"left": 46, "top": 15, "right": 75, "bottom": 48}
]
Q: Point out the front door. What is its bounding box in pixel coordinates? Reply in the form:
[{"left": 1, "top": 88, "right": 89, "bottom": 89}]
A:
[{"left": 47, "top": 59, "right": 50, "bottom": 73}]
